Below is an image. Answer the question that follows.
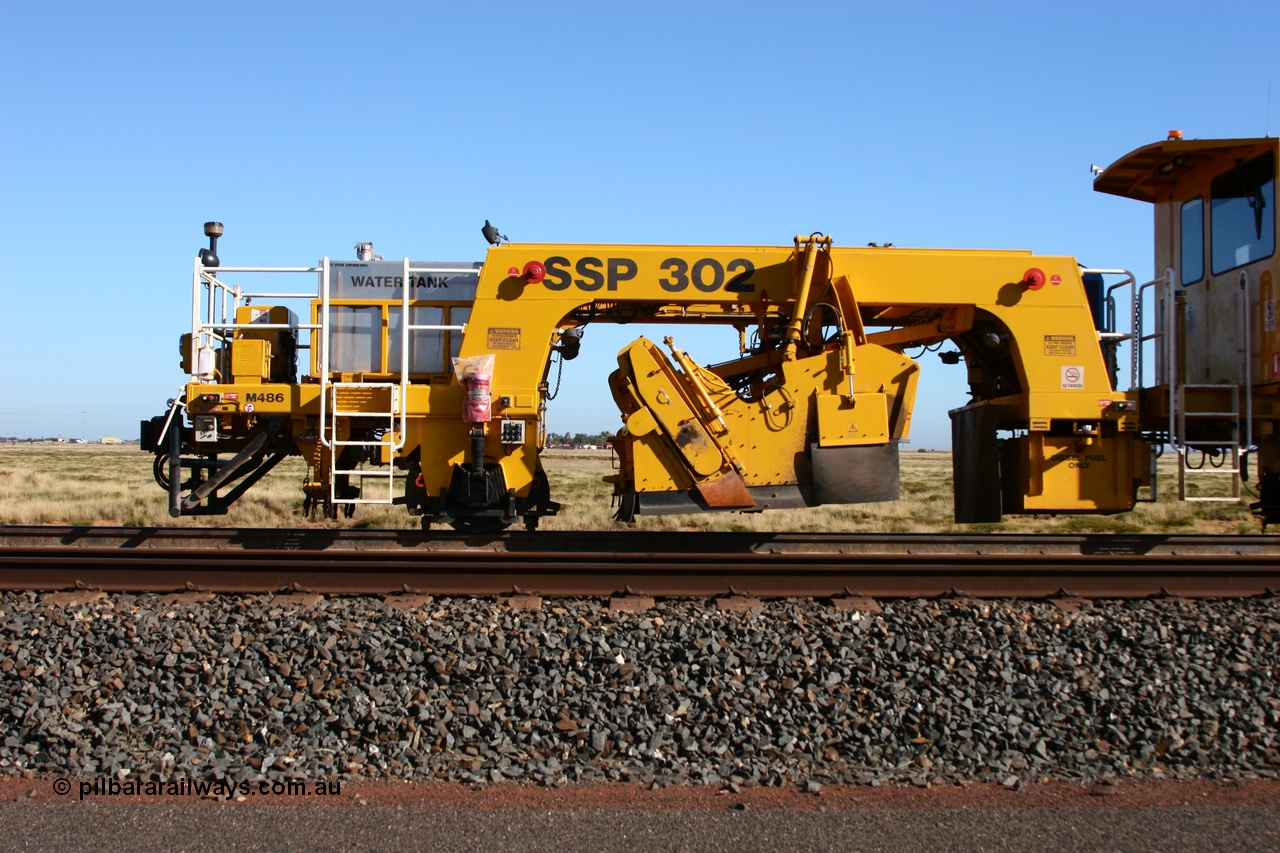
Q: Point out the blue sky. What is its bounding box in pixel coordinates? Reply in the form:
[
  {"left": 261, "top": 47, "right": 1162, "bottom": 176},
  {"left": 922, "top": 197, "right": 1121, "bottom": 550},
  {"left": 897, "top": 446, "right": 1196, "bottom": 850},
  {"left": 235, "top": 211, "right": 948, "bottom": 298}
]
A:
[{"left": 2, "top": 1, "right": 1276, "bottom": 446}]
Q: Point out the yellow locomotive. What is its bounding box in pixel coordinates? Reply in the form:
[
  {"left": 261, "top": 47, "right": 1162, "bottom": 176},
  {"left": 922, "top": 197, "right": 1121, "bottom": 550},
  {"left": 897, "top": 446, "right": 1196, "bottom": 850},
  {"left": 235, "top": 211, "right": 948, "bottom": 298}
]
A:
[{"left": 141, "top": 132, "right": 1277, "bottom": 530}]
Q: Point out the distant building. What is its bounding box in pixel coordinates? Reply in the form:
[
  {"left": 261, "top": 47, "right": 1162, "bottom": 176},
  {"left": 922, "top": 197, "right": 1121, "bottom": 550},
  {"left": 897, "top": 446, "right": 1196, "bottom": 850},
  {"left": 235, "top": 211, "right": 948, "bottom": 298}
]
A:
[{"left": 100, "top": 437, "right": 123, "bottom": 445}]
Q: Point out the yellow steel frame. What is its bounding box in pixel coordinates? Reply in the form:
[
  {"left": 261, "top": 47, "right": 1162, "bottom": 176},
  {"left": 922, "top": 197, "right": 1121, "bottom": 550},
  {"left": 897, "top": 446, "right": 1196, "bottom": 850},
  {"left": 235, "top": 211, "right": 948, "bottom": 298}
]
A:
[{"left": 183, "top": 237, "right": 1143, "bottom": 520}]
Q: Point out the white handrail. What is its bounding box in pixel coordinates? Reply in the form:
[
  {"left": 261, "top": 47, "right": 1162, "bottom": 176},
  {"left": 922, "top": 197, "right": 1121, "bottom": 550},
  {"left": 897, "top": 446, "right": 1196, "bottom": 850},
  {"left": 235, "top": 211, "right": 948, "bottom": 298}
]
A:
[
  {"left": 1241, "top": 271, "right": 1255, "bottom": 455},
  {"left": 407, "top": 266, "right": 483, "bottom": 274},
  {"left": 190, "top": 257, "right": 203, "bottom": 381},
  {"left": 189, "top": 254, "right": 478, "bottom": 468},
  {"left": 1080, "top": 267, "right": 1143, "bottom": 391},
  {"left": 155, "top": 387, "right": 188, "bottom": 446},
  {"left": 319, "top": 258, "right": 332, "bottom": 449},
  {"left": 190, "top": 261, "right": 328, "bottom": 387},
  {"left": 397, "top": 259, "right": 410, "bottom": 454},
  {"left": 197, "top": 323, "right": 322, "bottom": 331},
  {"left": 206, "top": 265, "right": 322, "bottom": 274},
  {"left": 1165, "top": 268, "right": 1177, "bottom": 449}
]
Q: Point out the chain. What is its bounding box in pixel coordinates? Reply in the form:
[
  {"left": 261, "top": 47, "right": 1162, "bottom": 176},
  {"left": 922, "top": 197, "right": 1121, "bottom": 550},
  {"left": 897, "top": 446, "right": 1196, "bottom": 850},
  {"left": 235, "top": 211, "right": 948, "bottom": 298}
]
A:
[{"left": 545, "top": 352, "right": 565, "bottom": 400}]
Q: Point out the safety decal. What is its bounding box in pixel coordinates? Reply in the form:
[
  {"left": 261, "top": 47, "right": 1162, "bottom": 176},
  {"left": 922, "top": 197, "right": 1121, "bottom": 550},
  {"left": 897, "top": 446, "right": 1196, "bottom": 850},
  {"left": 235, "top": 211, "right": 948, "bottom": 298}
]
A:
[
  {"left": 1061, "top": 366, "right": 1084, "bottom": 390},
  {"left": 487, "top": 327, "right": 521, "bottom": 350},
  {"left": 1266, "top": 299, "right": 1276, "bottom": 333},
  {"left": 1044, "top": 335, "right": 1076, "bottom": 356}
]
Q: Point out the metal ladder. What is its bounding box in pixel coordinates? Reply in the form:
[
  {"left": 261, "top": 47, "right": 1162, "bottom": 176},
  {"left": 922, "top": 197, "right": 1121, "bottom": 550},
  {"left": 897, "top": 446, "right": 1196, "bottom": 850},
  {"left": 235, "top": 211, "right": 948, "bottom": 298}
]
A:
[
  {"left": 1160, "top": 273, "right": 1252, "bottom": 501},
  {"left": 315, "top": 254, "right": 408, "bottom": 510},
  {"left": 327, "top": 382, "right": 403, "bottom": 508},
  {"left": 315, "top": 257, "right": 470, "bottom": 510},
  {"left": 1114, "top": 267, "right": 1253, "bottom": 502},
  {"left": 1173, "top": 383, "right": 1242, "bottom": 501}
]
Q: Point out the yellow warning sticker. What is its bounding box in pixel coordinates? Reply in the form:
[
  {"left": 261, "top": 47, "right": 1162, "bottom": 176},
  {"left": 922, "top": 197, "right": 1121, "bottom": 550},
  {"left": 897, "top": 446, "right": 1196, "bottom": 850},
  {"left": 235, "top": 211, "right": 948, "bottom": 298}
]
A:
[
  {"left": 1044, "top": 335, "right": 1076, "bottom": 356},
  {"left": 487, "top": 327, "right": 521, "bottom": 350}
]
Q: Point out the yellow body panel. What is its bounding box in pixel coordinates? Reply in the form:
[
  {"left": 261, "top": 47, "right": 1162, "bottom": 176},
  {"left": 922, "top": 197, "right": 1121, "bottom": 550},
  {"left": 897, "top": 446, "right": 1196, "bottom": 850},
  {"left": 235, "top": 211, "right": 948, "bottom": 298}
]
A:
[
  {"left": 1006, "top": 434, "right": 1142, "bottom": 514},
  {"left": 230, "top": 339, "right": 271, "bottom": 384},
  {"left": 817, "top": 394, "right": 890, "bottom": 447}
]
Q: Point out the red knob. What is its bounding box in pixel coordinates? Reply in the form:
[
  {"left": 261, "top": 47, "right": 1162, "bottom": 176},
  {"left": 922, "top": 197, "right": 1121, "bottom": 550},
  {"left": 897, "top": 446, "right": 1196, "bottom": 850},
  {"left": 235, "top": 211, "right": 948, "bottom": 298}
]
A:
[
  {"left": 1022, "top": 268, "right": 1046, "bottom": 291},
  {"left": 522, "top": 260, "right": 546, "bottom": 284}
]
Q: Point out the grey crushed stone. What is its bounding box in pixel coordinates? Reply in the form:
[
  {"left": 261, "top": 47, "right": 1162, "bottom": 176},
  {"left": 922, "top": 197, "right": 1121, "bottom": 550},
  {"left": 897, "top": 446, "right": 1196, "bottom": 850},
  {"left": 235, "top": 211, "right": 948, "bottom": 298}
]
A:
[{"left": 0, "top": 593, "right": 1277, "bottom": 788}]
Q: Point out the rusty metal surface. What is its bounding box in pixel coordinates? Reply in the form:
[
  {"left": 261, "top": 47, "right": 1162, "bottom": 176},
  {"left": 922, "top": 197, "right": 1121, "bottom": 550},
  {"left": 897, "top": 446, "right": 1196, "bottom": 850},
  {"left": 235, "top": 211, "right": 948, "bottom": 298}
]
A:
[
  {"left": 5, "top": 524, "right": 1280, "bottom": 555},
  {"left": 1, "top": 525, "right": 1279, "bottom": 598}
]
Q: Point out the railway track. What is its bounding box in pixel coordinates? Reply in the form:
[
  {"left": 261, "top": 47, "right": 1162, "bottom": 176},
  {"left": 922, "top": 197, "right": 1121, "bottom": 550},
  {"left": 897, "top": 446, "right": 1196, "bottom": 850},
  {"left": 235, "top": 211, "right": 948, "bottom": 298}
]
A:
[{"left": 2, "top": 525, "right": 1280, "bottom": 599}]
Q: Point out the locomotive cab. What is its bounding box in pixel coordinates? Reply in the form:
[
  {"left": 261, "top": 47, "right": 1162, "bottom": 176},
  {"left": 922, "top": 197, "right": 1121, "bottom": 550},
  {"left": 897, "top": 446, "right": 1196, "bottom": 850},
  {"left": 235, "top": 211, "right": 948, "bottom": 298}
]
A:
[{"left": 1096, "top": 133, "right": 1278, "bottom": 511}]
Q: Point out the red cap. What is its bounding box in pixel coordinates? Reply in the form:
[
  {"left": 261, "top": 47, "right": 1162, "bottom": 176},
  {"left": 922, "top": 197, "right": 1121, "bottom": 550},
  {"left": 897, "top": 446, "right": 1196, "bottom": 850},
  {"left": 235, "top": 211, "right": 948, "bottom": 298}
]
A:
[{"left": 521, "top": 260, "right": 546, "bottom": 285}]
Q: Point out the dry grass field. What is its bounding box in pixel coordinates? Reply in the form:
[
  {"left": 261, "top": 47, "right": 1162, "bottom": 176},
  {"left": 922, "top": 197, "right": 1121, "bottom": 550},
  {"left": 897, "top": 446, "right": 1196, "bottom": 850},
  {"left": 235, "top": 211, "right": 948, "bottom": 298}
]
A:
[{"left": 0, "top": 443, "right": 1259, "bottom": 534}]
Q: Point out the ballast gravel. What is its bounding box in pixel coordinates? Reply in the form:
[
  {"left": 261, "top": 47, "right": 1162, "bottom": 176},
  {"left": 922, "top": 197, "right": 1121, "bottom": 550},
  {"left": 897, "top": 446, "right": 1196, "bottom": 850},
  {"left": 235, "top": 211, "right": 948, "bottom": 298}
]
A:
[{"left": 0, "top": 593, "right": 1277, "bottom": 789}]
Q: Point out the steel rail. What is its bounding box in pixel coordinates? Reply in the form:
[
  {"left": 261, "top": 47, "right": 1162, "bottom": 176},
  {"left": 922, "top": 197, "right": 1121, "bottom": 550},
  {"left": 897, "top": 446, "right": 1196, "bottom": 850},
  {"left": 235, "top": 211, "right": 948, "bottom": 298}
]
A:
[
  {"left": 5, "top": 525, "right": 1280, "bottom": 555},
  {"left": 2, "top": 525, "right": 1280, "bottom": 599}
]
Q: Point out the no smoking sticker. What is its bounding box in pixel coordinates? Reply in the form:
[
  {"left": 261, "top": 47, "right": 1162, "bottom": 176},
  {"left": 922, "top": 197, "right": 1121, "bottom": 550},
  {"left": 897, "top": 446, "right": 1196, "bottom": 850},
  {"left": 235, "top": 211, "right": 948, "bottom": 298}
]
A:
[{"left": 1061, "top": 366, "right": 1084, "bottom": 389}]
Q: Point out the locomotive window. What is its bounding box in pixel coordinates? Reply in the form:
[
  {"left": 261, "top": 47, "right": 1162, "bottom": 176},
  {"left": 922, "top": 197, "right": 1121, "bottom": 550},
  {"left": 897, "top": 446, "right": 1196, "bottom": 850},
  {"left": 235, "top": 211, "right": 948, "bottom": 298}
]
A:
[
  {"left": 1181, "top": 197, "right": 1204, "bottom": 285},
  {"left": 327, "top": 306, "right": 382, "bottom": 373},
  {"left": 388, "top": 306, "right": 445, "bottom": 374},
  {"left": 1211, "top": 151, "right": 1275, "bottom": 274}
]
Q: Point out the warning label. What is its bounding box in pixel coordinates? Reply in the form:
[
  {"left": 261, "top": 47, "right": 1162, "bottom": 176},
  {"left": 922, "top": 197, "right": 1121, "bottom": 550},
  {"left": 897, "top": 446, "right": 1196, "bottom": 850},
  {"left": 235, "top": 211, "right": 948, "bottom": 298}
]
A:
[
  {"left": 1062, "top": 366, "right": 1084, "bottom": 389},
  {"left": 1044, "top": 335, "right": 1076, "bottom": 356},
  {"left": 487, "top": 327, "right": 521, "bottom": 350}
]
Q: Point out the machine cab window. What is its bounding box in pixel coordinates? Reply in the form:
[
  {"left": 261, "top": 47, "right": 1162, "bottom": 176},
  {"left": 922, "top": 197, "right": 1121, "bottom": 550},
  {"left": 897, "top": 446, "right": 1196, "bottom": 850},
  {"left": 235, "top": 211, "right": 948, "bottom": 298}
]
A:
[
  {"left": 1211, "top": 151, "right": 1275, "bottom": 275},
  {"left": 1181, "top": 196, "right": 1204, "bottom": 285}
]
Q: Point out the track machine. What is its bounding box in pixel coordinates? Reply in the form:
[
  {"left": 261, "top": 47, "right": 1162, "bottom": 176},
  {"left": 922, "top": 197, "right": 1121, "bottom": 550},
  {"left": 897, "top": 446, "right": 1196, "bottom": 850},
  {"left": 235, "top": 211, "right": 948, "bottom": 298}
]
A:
[{"left": 142, "top": 132, "right": 1277, "bottom": 530}]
